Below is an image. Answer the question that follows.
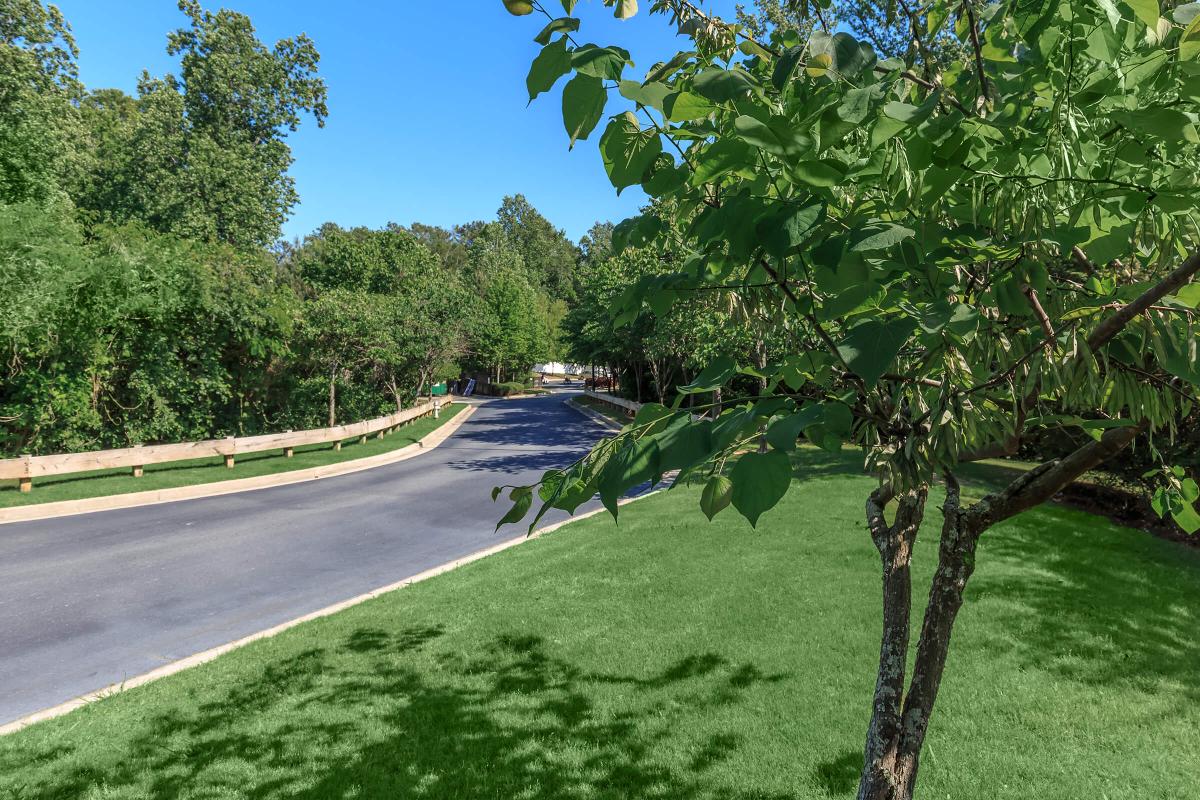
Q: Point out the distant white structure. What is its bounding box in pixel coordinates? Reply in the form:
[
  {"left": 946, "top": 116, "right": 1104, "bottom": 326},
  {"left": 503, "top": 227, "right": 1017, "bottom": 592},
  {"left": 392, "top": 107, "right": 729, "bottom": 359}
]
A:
[{"left": 533, "top": 362, "right": 586, "bottom": 375}]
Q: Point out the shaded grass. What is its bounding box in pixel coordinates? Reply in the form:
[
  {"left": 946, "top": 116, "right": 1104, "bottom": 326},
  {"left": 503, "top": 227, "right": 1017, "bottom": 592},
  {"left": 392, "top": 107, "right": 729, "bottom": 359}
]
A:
[
  {"left": 0, "top": 404, "right": 465, "bottom": 508},
  {"left": 1, "top": 448, "right": 1197, "bottom": 798},
  {"left": 574, "top": 394, "right": 633, "bottom": 426}
]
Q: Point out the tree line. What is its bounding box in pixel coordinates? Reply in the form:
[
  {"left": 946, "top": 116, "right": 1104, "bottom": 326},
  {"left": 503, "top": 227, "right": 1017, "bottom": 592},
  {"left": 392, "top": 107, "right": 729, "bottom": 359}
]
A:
[{"left": 1, "top": 0, "right": 579, "bottom": 456}]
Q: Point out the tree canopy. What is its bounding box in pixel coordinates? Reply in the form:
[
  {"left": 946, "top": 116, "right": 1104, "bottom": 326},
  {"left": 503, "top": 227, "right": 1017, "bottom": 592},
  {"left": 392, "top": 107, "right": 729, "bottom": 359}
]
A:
[{"left": 504, "top": 0, "right": 1200, "bottom": 796}]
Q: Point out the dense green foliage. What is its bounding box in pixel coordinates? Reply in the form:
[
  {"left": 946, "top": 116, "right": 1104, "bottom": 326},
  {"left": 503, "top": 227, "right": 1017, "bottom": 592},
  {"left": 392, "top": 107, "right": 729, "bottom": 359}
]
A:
[
  {"left": 3, "top": 452, "right": 1197, "bottom": 797},
  {"left": 507, "top": 0, "right": 1200, "bottom": 795},
  {"left": 2, "top": 1, "right": 582, "bottom": 456}
]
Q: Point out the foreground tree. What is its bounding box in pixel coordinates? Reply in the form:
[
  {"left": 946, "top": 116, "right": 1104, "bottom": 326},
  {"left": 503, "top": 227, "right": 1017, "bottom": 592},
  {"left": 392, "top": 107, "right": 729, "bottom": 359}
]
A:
[{"left": 501, "top": 1, "right": 1200, "bottom": 797}]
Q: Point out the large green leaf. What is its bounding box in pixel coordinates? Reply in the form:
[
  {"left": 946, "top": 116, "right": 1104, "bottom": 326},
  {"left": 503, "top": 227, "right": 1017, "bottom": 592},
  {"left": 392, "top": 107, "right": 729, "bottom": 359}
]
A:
[
  {"left": 527, "top": 37, "right": 572, "bottom": 101},
  {"left": 693, "top": 68, "right": 755, "bottom": 102},
  {"left": 664, "top": 90, "right": 716, "bottom": 121},
  {"left": 689, "top": 139, "right": 755, "bottom": 185},
  {"left": 730, "top": 449, "right": 793, "bottom": 527},
  {"left": 765, "top": 405, "right": 823, "bottom": 452},
  {"left": 733, "top": 115, "right": 812, "bottom": 158},
  {"left": 653, "top": 415, "right": 713, "bottom": 472},
  {"left": 1125, "top": 0, "right": 1160, "bottom": 28},
  {"left": 599, "top": 112, "right": 663, "bottom": 192},
  {"left": 849, "top": 222, "right": 915, "bottom": 252},
  {"left": 562, "top": 73, "right": 606, "bottom": 147},
  {"left": 677, "top": 355, "right": 737, "bottom": 394},
  {"left": 572, "top": 44, "right": 629, "bottom": 80},
  {"left": 598, "top": 437, "right": 660, "bottom": 516},
  {"left": 618, "top": 80, "right": 670, "bottom": 111},
  {"left": 836, "top": 317, "right": 918, "bottom": 388}
]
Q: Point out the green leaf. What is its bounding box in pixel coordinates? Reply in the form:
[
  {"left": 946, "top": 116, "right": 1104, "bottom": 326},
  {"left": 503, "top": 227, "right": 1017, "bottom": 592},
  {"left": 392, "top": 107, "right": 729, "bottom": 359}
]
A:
[
  {"left": 664, "top": 90, "right": 716, "bottom": 121},
  {"left": 765, "top": 405, "right": 823, "bottom": 452},
  {"left": 598, "top": 437, "right": 660, "bottom": 516},
  {"left": 1172, "top": 501, "right": 1200, "bottom": 534},
  {"left": 527, "top": 37, "right": 572, "bottom": 101},
  {"left": 757, "top": 199, "right": 826, "bottom": 258},
  {"left": 611, "top": 0, "right": 638, "bottom": 18},
  {"left": 653, "top": 416, "right": 713, "bottom": 472},
  {"left": 730, "top": 450, "right": 793, "bottom": 527},
  {"left": 1181, "top": 13, "right": 1200, "bottom": 59},
  {"left": 562, "top": 73, "right": 606, "bottom": 147},
  {"left": 1125, "top": 0, "right": 1160, "bottom": 28},
  {"left": 836, "top": 317, "right": 918, "bottom": 388},
  {"left": 791, "top": 160, "right": 845, "bottom": 188},
  {"left": 678, "top": 355, "right": 737, "bottom": 393},
  {"left": 689, "top": 138, "right": 755, "bottom": 185},
  {"left": 572, "top": 44, "right": 630, "bottom": 80},
  {"left": 772, "top": 45, "right": 805, "bottom": 89},
  {"left": 849, "top": 222, "right": 915, "bottom": 252},
  {"left": 700, "top": 475, "right": 733, "bottom": 520},
  {"left": 496, "top": 486, "right": 532, "bottom": 531},
  {"left": 618, "top": 80, "right": 670, "bottom": 111},
  {"left": 600, "top": 112, "right": 663, "bottom": 192},
  {"left": 534, "top": 17, "right": 580, "bottom": 45},
  {"left": 692, "top": 68, "right": 755, "bottom": 102},
  {"left": 733, "top": 115, "right": 812, "bottom": 157}
]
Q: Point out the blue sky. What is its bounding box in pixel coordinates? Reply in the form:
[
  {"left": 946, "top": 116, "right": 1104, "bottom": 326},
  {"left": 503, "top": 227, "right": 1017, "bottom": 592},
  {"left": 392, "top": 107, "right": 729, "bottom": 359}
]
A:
[{"left": 54, "top": 0, "right": 739, "bottom": 244}]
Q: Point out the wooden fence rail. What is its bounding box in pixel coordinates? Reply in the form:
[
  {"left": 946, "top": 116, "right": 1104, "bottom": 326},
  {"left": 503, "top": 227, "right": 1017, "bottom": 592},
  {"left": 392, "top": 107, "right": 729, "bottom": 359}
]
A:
[
  {"left": 1, "top": 397, "right": 445, "bottom": 493},
  {"left": 583, "top": 390, "right": 642, "bottom": 416}
]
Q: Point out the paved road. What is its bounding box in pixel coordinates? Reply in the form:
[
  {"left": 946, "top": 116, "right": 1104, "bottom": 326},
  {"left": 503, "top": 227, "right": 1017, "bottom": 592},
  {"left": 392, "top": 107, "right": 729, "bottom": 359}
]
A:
[{"left": 0, "top": 392, "right": 609, "bottom": 725}]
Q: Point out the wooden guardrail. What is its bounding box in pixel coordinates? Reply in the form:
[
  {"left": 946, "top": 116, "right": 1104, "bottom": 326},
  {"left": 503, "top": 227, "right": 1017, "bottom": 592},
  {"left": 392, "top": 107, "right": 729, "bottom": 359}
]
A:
[
  {"left": 583, "top": 390, "right": 642, "bottom": 417},
  {"left": 1, "top": 397, "right": 446, "bottom": 493}
]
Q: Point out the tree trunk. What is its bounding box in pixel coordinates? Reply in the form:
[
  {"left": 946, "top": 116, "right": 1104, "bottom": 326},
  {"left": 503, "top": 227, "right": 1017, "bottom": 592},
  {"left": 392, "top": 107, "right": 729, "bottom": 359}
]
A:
[
  {"left": 858, "top": 476, "right": 975, "bottom": 800},
  {"left": 389, "top": 378, "right": 403, "bottom": 412},
  {"left": 859, "top": 487, "right": 926, "bottom": 799},
  {"left": 327, "top": 366, "right": 338, "bottom": 428}
]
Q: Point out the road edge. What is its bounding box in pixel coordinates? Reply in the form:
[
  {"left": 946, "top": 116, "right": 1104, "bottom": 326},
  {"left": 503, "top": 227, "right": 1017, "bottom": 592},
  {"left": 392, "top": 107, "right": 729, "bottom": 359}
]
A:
[
  {"left": 564, "top": 396, "right": 624, "bottom": 432},
  {"left": 0, "top": 404, "right": 476, "bottom": 526},
  {"left": 0, "top": 489, "right": 653, "bottom": 736}
]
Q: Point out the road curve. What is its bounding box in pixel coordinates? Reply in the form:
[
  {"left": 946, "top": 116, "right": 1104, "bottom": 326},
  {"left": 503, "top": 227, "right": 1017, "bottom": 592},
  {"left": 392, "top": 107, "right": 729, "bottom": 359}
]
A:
[{"left": 0, "top": 392, "right": 610, "bottom": 725}]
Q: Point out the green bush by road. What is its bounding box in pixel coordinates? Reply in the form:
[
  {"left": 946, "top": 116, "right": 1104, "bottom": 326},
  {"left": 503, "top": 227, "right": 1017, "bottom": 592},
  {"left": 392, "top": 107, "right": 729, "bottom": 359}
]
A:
[
  {"left": 2, "top": 448, "right": 1196, "bottom": 798},
  {"left": 0, "top": 404, "right": 465, "bottom": 509}
]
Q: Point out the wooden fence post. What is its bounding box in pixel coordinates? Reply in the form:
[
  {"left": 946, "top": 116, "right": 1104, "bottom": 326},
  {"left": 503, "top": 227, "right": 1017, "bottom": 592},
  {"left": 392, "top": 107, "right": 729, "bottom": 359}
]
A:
[
  {"left": 334, "top": 440, "right": 342, "bottom": 451},
  {"left": 224, "top": 436, "right": 236, "bottom": 468},
  {"left": 284, "top": 430, "right": 294, "bottom": 458},
  {"left": 19, "top": 455, "right": 32, "bottom": 493},
  {"left": 131, "top": 444, "right": 144, "bottom": 477}
]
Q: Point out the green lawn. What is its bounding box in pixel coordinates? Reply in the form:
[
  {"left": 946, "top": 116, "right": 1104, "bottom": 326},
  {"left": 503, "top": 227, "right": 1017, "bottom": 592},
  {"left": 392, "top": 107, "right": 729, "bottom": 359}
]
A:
[
  {"left": 0, "top": 404, "right": 465, "bottom": 508},
  {"left": 2, "top": 448, "right": 1197, "bottom": 799},
  {"left": 573, "top": 394, "right": 632, "bottom": 426}
]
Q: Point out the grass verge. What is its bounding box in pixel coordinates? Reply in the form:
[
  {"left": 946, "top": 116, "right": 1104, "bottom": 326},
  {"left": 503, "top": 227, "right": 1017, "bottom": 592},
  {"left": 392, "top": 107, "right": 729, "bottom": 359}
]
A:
[
  {"left": 1, "top": 448, "right": 1197, "bottom": 798},
  {"left": 574, "top": 393, "right": 632, "bottom": 426},
  {"left": 0, "top": 404, "right": 465, "bottom": 508}
]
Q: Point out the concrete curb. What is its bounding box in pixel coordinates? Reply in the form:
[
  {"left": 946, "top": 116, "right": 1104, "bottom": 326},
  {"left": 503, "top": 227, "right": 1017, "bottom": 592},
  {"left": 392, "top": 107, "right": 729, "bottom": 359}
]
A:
[
  {"left": 0, "top": 488, "right": 655, "bottom": 736},
  {"left": 564, "top": 397, "right": 624, "bottom": 432},
  {"left": 0, "top": 404, "right": 476, "bottom": 526}
]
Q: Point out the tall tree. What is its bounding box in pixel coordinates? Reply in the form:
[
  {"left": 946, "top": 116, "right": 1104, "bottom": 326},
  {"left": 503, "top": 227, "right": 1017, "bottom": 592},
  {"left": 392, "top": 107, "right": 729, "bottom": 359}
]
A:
[
  {"left": 505, "top": 1, "right": 1200, "bottom": 798},
  {"left": 497, "top": 194, "right": 581, "bottom": 299},
  {"left": 72, "top": 0, "right": 327, "bottom": 248},
  {"left": 0, "top": 0, "right": 81, "bottom": 205}
]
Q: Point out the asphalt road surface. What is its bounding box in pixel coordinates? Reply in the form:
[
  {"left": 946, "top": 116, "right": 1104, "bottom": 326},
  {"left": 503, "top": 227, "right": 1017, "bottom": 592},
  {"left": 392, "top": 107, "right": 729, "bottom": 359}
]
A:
[{"left": 0, "top": 392, "right": 612, "bottom": 725}]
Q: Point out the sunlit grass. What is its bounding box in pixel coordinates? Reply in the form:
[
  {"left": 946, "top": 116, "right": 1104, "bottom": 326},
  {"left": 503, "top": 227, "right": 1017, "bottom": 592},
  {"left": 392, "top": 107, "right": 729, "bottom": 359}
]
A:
[{"left": 2, "top": 447, "right": 1196, "bottom": 798}]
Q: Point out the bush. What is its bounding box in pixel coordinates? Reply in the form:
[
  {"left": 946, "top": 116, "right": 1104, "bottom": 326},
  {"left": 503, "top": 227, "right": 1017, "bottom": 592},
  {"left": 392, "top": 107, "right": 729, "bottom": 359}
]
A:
[{"left": 480, "top": 381, "right": 527, "bottom": 397}]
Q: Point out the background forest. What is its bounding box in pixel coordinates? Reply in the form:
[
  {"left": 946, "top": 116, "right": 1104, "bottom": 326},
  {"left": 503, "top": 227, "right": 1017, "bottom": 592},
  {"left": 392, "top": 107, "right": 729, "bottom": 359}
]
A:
[{"left": 1, "top": 0, "right": 585, "bottom": 456}]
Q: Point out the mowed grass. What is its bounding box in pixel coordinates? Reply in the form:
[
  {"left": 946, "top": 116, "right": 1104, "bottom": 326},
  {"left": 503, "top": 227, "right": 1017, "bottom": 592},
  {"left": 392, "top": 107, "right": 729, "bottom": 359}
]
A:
[
  {"left": 0, "top": 404, "right": 465, "bottom": 508},
  {"left": 2, "top": 448, "right": 1198, "bottom": 799},
  {"left": 573, "top": 394, "right": 633, "bottom": 426}
]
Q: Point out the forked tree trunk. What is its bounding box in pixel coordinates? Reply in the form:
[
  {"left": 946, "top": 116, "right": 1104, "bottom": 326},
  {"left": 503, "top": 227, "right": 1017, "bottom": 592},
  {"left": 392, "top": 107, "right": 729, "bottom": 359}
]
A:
[{"left": 859, "top": 476, "right": 977, "bottom": 800}]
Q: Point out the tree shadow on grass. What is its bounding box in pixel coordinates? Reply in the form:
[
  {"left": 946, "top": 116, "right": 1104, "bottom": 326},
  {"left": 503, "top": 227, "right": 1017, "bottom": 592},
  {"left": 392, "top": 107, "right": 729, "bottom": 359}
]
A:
[
  {"left": 13, "top": 625, "right": 801, "bottom": 800},
  {"left": 970, "top": 503, "right": 1200, "bottom": 699}
]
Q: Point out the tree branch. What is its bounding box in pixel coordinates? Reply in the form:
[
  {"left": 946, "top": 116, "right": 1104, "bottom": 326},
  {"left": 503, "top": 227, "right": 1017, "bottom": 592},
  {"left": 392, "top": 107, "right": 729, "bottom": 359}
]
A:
[
  {"left": 964, "top": 421, "right": 1147, "bottom": 530},
  {"left": 1086, "top": 249, "right": 1200, "bottom": 351}
]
